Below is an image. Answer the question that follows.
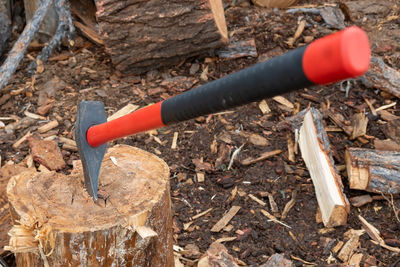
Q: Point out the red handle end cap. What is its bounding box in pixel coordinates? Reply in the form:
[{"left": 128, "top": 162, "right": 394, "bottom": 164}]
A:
[{"left": 303, "top": 26, "right": 371, "bottom": 85}]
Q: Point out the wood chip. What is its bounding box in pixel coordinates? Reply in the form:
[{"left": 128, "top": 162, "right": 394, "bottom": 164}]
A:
[
  {"left": 215, "top": 236, "right": 237, "bottom": 243},
  {"left": 281, "top": 190, "right": 297, "bottom": 219},
  {"left": 107, "top": 103, "right": 139, "bottom": 121},
  {"left": 171, "top": 132, "right": 178, "bottom": 149},
  {"left": 273, "top": 96, "right": 294, "bottom": 109},
  {"left": 241, "top": 149, "right": 282, "bottom": 165},
  {"left": 196, "top": 172, "right": 205, "bottom": 183},
  {"left": 248, "top": 194, "right": 266, "bottom": 206},
  {"left": 287, "top": 133, "right": 295, "bottom": 162},
  {"left": 211, "top": 206, "right": 241, "bottom": 232},
  {"left": 267, "top": 193, "right": 279, "bottom": 213},
  {"left": 24, "top": 111, "right": 46, "bottom": 120},
  {"left": 350, "top": 112, "right": 368, "bottom": 140},
  {"left": 349, "top": 195, "right": 373, "bottom": 207},
  {"left": 338, "top": 229, "right": 365, "bottom": 262},
  {"left": 258, "top": 100, "right": 271, "bottom": 114},
  {"left": 12, "top": 131, "right": 31, "bottom": 149},
  {"left": 285, "top": 19, "right": 306, "bottom": 47},
  {"left": 38, "top": 120, "right": 59, "bottom": 134},
  {"left": 136, "top": 226, "right": 158, "bottom": 239}
]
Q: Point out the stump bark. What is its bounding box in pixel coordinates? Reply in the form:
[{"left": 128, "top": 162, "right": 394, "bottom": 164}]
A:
[
  {"left": 94, "top": 0, "right": 228, "bottom": 75},
  {"left": 6, "top": 145, "right": 174, "bottom": 267}
]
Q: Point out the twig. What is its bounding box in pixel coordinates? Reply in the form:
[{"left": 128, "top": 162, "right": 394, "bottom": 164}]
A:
[
  {"left": 381, "top": 193, "right": 400, "bottom": 223},
  {"left": 0, "top": 0, "right": 53, "bottom": 91},
  {"left": 227, "top": 144, "right": 244, "bottom": 170}
]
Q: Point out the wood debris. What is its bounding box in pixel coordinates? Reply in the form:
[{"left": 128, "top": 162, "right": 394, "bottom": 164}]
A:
[
  {"left": 349, "top": 195, "right": 373, "bottom": 207},
  {"left": 107, "top": 103, "right": 139, "bottom": 121},
  {"left": 260, "top": 253, "right": 294, "bottom": 267},
  {"left": 285, "top": 19, "right": 306, "bottom": 47},
  {"left": 299, "top": 108, "right": 349, "bottom": 227},
  {"left": 374, "top": 139, "right": 400, "bottom": 152},
  {"left": 241, "top": 149, "right": 282, "bottom": 165},
  {"left": 211, "top": 206, "right": 241, "bottom": 232},
  {"left": 345, "top": 147, "right": 400, "bottom": 194},
  {"left": 38, "top": 120, "right": 58, "bottom": 134},
  {"left": 281, "top": 190, "right": 297, "bottom": 219},
  {"left": 12, "top": 131, "right": 31, "bottom": 149},
  {"left": 217, "top": 39, "right": 257, "bottom": 59},
  {"left": 28, "top": 136, "right": 66, "bottom": 171},
  {"left": 259, "top": 100, "right": 271, "bottom": 114},
  {"left": 171, "top": 132, "right": 178, "bottom": 150},
  {"left": 350, "top": 112, "right": 368, "bottom": 140},
  {"left": 361, "top": 57, "right": 400, "bottom": 99},
  {"left": 260, "top": 209, "right": 291, "bottom": 229},
  {"left": 338, "top": 229, "right": 365, "bottom": 262},
  {"left": 249, "top": 194, "right": 266, "bottom": 206},
  {"left": 198, "top": 242, "right": 239, "bottom": 267}
]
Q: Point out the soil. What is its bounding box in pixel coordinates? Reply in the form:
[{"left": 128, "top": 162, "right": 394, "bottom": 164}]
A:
[{"left": 1, "top": 0, "right": 400, "bottom": 266}]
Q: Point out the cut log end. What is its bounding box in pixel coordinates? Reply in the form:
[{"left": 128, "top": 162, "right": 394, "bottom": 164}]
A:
[{"left": 6, "top": 145, "right": 174, "bottom": 266}]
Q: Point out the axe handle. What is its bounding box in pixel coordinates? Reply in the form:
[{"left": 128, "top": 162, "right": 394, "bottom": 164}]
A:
[{"left": 87, "top": 26, "right": 370, "bottom": 147}]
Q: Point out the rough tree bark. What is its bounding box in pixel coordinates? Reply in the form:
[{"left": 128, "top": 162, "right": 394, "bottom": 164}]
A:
[
  {"left": 94, "top": 0, "right": 228, "bottom": 75},
  {"left": 0, "top": 0, "right": 11, "bottom": 57},
  {"left": 24, "top": 0, "right": 58, "bottom": 43},
  {"left": 5, "top": 145, "right": 174, "bottom": 266}
]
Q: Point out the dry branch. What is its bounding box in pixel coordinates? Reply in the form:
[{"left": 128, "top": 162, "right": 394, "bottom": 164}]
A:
[{"left": 299, "top": 108, "right": 349, "bottom": 227}]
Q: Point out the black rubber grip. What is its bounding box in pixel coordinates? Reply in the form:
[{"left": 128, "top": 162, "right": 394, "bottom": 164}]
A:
[{"left": 161, "top": 45, "right": 313, "bottom": 125}]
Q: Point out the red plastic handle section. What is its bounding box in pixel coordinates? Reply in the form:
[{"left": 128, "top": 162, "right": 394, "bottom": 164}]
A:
[
  {"left": 87, "top": 101, "right": 165, "bottom": 147},
  {"left": 302, "top": 26, "right": 370, "bottom": 85}
]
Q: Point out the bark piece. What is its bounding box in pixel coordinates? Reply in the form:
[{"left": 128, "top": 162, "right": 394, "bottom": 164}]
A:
[
  {"left": 361, "top": 57, "right": 400, "bottom": 99},
  {"left": 383, "top": 119, "right": 400, "bottom": 145},
  {"left": 299, "top": 108, "right": 349, "bottom": 227},
  {"left": 95, "top": 0, "right": 228, "bottom": 75},
  {"left": 345, "top": 147, "right": 400, "bottom": 194},
  {"left": 349, "top": 195, "right": 373, "bottom": 207},
  {"left": 28, "top": 136, "right": 66, "bottom": 171},
  {"left": 217, "top": 39, "right": 257, "bottom": 59},
  {"left": 6, "top": 145, "right": 174, "bottom": 266},
  {"left": 374, "top": 139, "right": 400, "bottom": 152}
]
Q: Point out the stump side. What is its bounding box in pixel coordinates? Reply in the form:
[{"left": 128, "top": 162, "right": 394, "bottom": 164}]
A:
[{"left": 6, "top": 145, "right": 174, "bottom": 266}]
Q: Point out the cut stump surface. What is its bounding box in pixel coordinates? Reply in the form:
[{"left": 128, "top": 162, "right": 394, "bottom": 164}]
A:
[{"left": 6, "top": 145, "right": 174, "bottom": 266}]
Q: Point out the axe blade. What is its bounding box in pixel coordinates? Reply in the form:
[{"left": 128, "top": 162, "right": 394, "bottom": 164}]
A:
[{"left": 75, "top": 101, "right": 107, "bottom": 201}]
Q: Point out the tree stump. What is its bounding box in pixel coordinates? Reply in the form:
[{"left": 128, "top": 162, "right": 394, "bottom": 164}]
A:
[
  {"left": 95, "top": 0, "right": 228, "bottom": 75},
  {"left": 6, "top": 145, "right": 174, "bottom": 266}
]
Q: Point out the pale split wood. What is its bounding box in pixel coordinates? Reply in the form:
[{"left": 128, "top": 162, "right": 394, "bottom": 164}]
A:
[
  {"left": 338, "top": 229, "right": 365, "bottom": 262},
  {"left": 248, "top": 194, "right": 266, "bottom": 206},
  {"left": 299, "top": 108, "right": 349, "bottom": 227},
  {"left": 107, "top": 103, "right": 139, "bottom": 122},
  {"left": 38, "top": 120, "right": 58, "bottom": 134}
]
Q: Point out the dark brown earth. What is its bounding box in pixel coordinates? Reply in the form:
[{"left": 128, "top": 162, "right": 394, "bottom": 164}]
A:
[{"left": 1, "top": 0, "right": 400, "bottom": 266}]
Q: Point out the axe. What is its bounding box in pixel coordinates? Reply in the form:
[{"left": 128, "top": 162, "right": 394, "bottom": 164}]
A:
[{"left": 75, "top": 26, "right": 371, "bottom": 200}]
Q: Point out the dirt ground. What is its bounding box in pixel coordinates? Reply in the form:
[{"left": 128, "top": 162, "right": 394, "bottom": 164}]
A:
[{"left": 1, "top": 0, "right": 400, "bottom": 266}]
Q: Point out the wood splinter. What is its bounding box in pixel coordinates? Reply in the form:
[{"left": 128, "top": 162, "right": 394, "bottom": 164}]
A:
[
  {"left": 5, "top": 145, "right": 174, "bottom": 266},
  {"left": 299, "top": 108, "right": 349, "bottom": 227}
]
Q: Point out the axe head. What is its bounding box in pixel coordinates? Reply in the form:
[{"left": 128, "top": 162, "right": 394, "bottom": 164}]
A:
[{"left": 75, "top": 101, "right": 107, "bottom": 201}]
